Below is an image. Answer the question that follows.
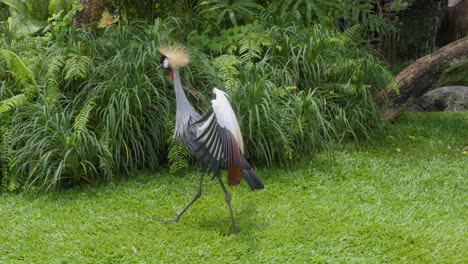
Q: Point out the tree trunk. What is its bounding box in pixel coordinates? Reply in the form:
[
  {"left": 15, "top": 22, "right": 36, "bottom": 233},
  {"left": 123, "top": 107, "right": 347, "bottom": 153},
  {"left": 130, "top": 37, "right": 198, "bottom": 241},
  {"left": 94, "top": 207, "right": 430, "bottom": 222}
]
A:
[
  {"left": 379, "top": 36, "right": 468, "bottom": 122},
  {"left": 74, "top": 0, "right": 113, "bottom": 28}
]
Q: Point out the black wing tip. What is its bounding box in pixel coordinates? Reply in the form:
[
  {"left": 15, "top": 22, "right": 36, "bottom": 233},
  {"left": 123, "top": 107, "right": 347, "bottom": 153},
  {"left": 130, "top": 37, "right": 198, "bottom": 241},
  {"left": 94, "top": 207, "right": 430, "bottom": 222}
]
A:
[
  {"left": 242, "top": 168, "right": 264, "bottom": 191},
  {"left": 240, "top": 158, "right": 264, "bottom": 191},
  {"left": 251, "top": 184, "right": 265, "bottom": 191},
  {"left": 251, "top": 178, "right": 265, "bottom": 191}
]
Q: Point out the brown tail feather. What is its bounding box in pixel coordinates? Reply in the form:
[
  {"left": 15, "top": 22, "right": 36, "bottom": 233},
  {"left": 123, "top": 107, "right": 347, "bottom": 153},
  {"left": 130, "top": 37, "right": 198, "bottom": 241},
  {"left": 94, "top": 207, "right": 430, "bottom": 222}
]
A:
[{"left": 228, "top": 164, "right": 241, "bottom": 186}]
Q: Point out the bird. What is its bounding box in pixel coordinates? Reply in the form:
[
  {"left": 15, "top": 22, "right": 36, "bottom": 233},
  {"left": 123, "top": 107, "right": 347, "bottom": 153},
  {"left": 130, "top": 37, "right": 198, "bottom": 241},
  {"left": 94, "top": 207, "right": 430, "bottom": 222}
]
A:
[{"left": 158, "top": 44, "right": 264, "bottom": 234}]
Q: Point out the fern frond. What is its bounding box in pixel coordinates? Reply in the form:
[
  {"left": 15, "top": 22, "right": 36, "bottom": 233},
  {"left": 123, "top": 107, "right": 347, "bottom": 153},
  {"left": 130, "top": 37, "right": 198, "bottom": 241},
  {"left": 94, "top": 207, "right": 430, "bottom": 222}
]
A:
[
  {"left": 0, "top": 71, "right": 13, "bottom": 81},
  {"left": 30, "top": 0, "right": 49, "bottom": 20},
  {"left": 98, "top": 137, "right": 115, "bottom": 181},
  {"left": 45, "top": 55, "right": 65, "bottom": 103},
  {"left": 165, "top": 120, "right": 189, "bottom": 174},
  {"left": 168, "top": 140, "right": 189, "bottom": 174},
  {"left": 1, "top": 49, "right": 37, "bottom": 88},
  {"left": 64, "top": 54, "right": 93, "bottom": 80},
  {"left": 0, "top": 126, "right": 19, "bottom": 191},
  {"left": 342, "top": 24, "right": 363, "bottom": 41},
  {"left": 0, "top": 94, "right": 26, "bottom": 114},
  {"left": 73, "top": 99, "right": 95, "bottom": 132},
  {"left": 238, "top": 31, "right": 272, "bottom": 61},
  {"left": 239, "top": 37, "right": 262, "bottom": 60},
  {"left": 212, "top": 55, "right": 241, "bottom": 92},
  {"left": 383, "top": 70, "right": 398, "bottom": 92},
  {"left": 48, "top": 0, "right": 73, "bottom": 16}
]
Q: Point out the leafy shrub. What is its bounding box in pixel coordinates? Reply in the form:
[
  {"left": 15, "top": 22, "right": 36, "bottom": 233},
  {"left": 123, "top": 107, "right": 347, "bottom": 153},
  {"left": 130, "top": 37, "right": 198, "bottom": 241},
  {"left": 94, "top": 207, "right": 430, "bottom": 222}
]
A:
[
  {"left": 0, "top": 4, "right": 397, "bottom": 192},
  {"left": 193, "top": 23, "right": 396, "bottom": 165},
  {"left": 74, "top": 20, "right": 174, "bottom": 175},
  {"left": 435, "top": 59, "right": 468, "bottom": 87},
  {"left": 9, "top": 100, "right": 112, "bottom": 192},
  {"left": 195, "top": 0, "right": 260, "bottom": 27},
  {"left": 1, "top": 19, "right": 179, "bottom": 191}
]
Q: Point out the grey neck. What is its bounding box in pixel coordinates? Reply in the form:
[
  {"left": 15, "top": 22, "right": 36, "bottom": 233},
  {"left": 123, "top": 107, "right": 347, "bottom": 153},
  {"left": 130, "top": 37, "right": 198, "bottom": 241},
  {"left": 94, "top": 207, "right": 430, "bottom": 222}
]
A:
[
  {"left": 173, "top": 68, "right": 191, "bottom": 110},
  {"left": 172, "top": 68, "right": 200, "bottom": 139}
]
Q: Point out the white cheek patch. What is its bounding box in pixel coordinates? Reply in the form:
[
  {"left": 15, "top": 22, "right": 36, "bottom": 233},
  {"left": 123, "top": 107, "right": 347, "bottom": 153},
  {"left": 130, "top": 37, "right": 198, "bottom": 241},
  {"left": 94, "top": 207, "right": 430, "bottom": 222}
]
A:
[{"left": 163, "top": 58, "right": 169, "bottom": 68}]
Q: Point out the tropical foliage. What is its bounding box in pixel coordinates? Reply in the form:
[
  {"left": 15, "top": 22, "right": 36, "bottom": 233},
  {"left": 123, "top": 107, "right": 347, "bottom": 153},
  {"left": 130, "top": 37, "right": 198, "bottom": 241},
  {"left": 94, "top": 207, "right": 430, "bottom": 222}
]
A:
[{"left": 0, "top": 0, "right": 400, "bottom": 192}]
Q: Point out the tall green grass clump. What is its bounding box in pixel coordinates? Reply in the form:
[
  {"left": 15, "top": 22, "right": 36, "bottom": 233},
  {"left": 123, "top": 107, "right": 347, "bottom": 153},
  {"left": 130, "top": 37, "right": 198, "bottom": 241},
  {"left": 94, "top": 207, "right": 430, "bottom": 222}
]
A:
[
  {"left": 190, "top": 21, "right": 396, "bottom": 165},
  {"left": 73, "top": 21, "right": 171, "bottom": 175},
  {"left": 0, "top": 2, "right": 398, "bottom": 191},
  {"left": 0, "top": 19, "right": 184, "bottom": 191},
  {"left": 9, "top": 100, "right": 112, "bottom": 191}
]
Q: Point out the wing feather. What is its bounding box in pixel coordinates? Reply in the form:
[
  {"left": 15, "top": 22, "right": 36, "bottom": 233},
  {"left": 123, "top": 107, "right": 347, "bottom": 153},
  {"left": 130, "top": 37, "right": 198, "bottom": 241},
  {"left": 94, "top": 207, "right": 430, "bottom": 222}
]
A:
[
  {"left": 211, "top": 88, "right": 244, "bottom": 153},
  {"left": 193, "top": 88, "right": 244, "bottom": 186}
]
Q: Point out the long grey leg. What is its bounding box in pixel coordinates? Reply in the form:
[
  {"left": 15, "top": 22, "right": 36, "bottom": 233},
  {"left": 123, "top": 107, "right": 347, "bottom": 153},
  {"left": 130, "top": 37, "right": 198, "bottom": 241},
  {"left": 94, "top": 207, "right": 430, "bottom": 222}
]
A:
[
  {"left": 159, "top": 172, "right": 205, "bottom": 223},
  {"left": 216, "top": 175, "right": 238, "bottom": 235}
]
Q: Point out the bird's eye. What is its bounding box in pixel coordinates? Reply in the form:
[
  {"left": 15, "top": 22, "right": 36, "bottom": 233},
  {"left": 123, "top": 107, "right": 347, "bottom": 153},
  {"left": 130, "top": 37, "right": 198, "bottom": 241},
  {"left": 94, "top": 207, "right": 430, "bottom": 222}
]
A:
[{"left": 160, "top": 56, "right": 169, "bottom": 68}]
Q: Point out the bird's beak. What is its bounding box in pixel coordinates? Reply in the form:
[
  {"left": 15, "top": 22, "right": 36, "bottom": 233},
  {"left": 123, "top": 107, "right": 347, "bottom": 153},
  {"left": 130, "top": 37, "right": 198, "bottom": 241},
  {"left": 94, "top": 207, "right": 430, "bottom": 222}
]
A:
[{"left": 156, "top": 64, "right": 162, "bottom": 70}]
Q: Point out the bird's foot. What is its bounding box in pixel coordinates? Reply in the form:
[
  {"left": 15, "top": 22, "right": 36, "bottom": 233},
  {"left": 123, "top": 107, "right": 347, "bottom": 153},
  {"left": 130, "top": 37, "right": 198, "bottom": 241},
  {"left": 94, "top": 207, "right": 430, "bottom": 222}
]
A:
[
  {"left": 232, "top": 225, "right": 238, "bottom": 235},
  {"left": 157, "top": 216, "right": 179, "bottom": 223}
]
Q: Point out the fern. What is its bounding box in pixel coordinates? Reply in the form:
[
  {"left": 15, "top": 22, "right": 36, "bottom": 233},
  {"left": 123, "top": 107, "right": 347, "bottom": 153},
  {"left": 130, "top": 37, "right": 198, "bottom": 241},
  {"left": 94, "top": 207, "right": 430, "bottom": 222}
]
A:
[
  {"left": 342, "top": 24, "right": 364, "bottom": 41},
  {"left": 30, "top": 0, "right": 49, "bottom": 20},
  {"left": 212, "top": 55, "right": 241, "bottom": 92},
  {"left": 168, "top": 140, "right": 190, "bottom": 174},
  {"left": 275, "top": 0, "right": 340, "bottom": 25},
  {"left": 48, "top": 0, "right": 73, "bottom": 16},
  {"left": 0, "top": 93, "right": 26, "bottom": 114},
  {"left": 98, "top": 135, "right": 114, "bottom": 182},
  {"left": 0, "top": 127, "right": 19, "bottom": 191},
  {"left": 64, "top": 54, "right": 93, "bottom": 80},
  {"left": 0, "top": 49, "right": 38, "bottom": 100},
  {"left": 165, "top": 120, "right": 189, "bottom": 174},
  {"left": 73, "top": 99, "right": 94, "bottom": 133},
  {"left": 236, "top": 25, "right": 272, "bottom": 61},
  {"left": 0, "top": 71, "right": 13, "bottom": 81},
  {"left": 44, "top": 55, "right": 64, "bottom": 103},
  {"left": 196, "top": 0, "right": 259, "bottom": 27},
  {"left": 238, "top": 34, "right": 262, "bottom": 61},
  {"left": 1, "top": 49, "right": 37, "bottom": 89}
]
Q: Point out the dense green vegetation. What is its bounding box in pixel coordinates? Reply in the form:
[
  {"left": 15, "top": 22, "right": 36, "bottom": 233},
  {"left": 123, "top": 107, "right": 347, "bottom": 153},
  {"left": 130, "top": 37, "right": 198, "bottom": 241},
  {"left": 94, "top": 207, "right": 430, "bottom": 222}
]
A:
[
  {"left": 1, "top": 1, "right": 466, "bottom": 262},
  {"left": 0, "top": 1, "right": 405, "bottom": 192},
  {"left": 436, "top": 59, "right": 468, "bottom": 88},
  {"left": 1, "top": 112, "right": 466, "bottom": 262}
]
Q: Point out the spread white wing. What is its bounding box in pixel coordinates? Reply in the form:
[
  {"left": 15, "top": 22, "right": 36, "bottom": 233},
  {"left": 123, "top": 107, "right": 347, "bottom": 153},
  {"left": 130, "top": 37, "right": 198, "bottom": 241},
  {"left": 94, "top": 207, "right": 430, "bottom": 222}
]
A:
[{"left": 193, "top": 88, "right": 244, "bottom": 186}]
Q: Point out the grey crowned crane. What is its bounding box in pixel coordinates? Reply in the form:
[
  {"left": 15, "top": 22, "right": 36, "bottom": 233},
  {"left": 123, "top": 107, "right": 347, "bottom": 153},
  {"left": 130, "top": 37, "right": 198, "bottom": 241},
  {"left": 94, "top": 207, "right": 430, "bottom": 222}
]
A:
[{"left": 158, "top": 45, "right": 264, "bottom": 234}]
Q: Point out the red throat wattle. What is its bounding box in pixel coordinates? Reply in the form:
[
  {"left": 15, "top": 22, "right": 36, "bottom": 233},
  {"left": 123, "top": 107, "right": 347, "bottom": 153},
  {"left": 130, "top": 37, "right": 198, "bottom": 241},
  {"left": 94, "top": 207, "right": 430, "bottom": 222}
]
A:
[{"left": 169, "top": 71, "right": 174, "bottom": 80}]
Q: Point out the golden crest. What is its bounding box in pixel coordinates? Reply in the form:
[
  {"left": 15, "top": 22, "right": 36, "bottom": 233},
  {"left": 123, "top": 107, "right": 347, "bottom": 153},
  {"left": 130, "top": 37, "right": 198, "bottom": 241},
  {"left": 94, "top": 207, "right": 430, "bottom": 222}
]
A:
[{"left": 159, "top": 44, "right": 190, "bottom": 68}]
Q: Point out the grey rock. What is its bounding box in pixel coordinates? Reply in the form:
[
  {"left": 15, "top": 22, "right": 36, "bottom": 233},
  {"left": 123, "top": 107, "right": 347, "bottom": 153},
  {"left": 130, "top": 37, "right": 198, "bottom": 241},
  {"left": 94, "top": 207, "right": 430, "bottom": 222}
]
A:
[{"left": 408, "top": 86, "right": 468, "bottom": 112}]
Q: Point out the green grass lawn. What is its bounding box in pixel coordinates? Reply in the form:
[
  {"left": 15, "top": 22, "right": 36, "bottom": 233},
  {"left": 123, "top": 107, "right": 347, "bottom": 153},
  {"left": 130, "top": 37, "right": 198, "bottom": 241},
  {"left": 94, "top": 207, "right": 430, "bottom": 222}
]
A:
[{"left": 1, "top": 112, "right": 467, "bottom": 263}]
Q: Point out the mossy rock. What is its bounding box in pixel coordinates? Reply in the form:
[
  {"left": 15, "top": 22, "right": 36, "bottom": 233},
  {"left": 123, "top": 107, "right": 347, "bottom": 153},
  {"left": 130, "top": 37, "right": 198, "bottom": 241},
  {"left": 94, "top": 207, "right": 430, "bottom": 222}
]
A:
[{"left": 435, "top": 59, "right": 468, "bottom": 88}]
